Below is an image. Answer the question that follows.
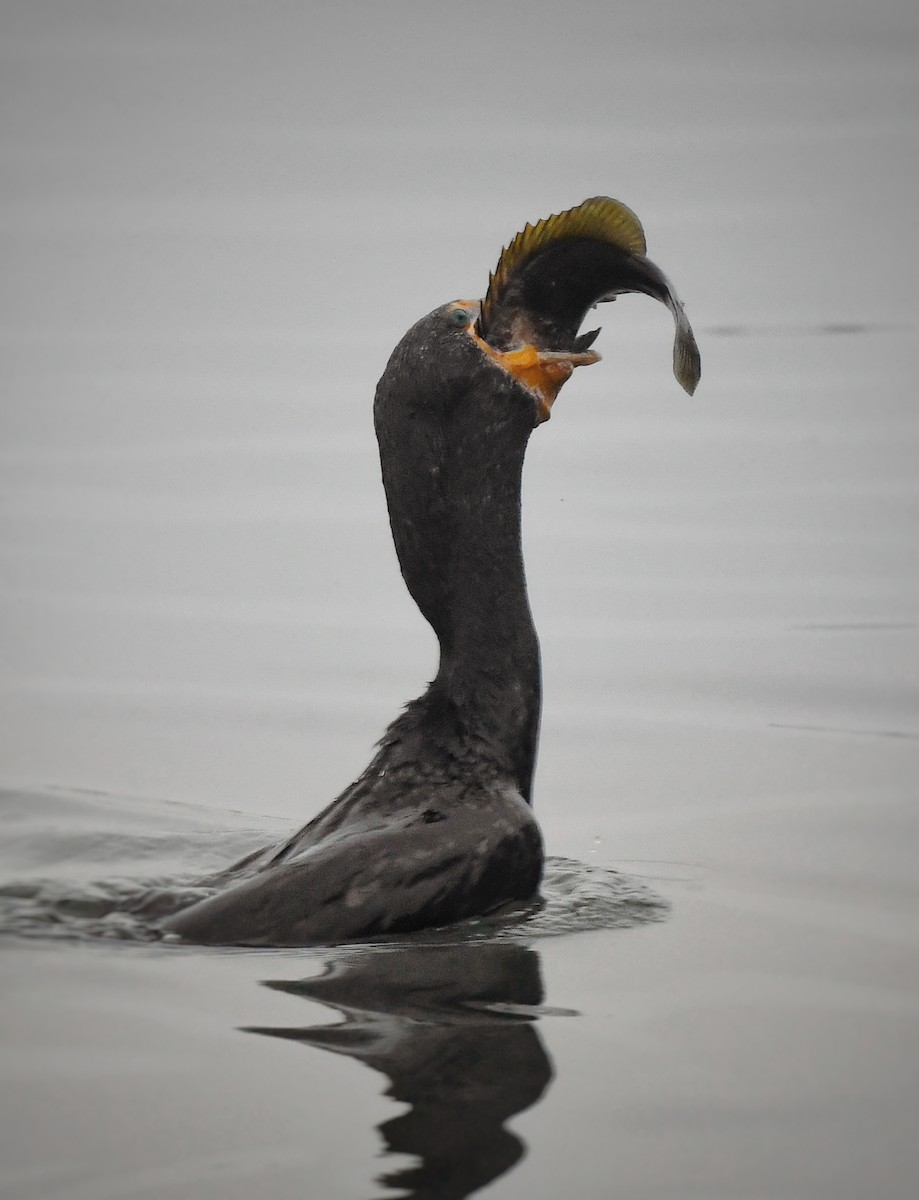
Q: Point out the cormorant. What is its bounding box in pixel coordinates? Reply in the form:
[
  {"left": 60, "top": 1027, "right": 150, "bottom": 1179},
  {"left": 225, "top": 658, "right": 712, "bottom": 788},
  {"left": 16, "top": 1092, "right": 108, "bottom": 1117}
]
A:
[{"left": 162, "top": 196, "right": 700, "bottom": 946}]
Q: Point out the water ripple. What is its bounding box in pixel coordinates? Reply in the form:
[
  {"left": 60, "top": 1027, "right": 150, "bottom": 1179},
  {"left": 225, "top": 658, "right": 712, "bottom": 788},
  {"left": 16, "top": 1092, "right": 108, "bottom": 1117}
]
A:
[{"left": 0, "top": 789, "right": 668, "bottom": 945}]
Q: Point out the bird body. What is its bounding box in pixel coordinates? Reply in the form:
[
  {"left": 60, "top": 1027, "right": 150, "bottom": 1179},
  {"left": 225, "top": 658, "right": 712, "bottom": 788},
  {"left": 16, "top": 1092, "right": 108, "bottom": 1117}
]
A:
[{"left": 163, "top": 198, "right": 699, "bottom": 946}]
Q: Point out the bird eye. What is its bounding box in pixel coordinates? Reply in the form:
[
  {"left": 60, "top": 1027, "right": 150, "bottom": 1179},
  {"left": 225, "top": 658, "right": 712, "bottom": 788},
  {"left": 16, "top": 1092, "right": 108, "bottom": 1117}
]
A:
[{"left": 449, "top": 308, "right": 470, "bottom": 327}]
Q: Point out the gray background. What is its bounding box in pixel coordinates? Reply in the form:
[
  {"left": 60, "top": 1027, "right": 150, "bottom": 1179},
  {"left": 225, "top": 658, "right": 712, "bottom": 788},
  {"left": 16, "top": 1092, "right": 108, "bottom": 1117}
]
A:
[{"left": 2, "top": 3, "right": 918, "bottom": 1199}]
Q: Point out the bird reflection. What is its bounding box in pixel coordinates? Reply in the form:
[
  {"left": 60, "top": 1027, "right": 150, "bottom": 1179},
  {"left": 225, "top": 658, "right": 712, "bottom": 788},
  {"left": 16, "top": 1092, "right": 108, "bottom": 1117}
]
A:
[{"left": 244, "top": 941, "right": 562, "bottom": 1199}]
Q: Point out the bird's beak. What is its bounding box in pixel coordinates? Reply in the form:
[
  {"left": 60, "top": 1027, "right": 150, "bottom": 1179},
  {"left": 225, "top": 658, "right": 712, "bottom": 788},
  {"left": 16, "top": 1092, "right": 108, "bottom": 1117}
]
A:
[
  {"left": 473, "top": 335, "right": 601, "bottom": 423},
  {"left": 453, "top": 300, "right": 599, "bottom": 423}
]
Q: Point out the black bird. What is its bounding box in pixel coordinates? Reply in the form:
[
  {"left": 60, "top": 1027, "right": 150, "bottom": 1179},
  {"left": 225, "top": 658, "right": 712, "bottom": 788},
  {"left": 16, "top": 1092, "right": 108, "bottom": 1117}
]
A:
[{"left": 162, "top": 196, "right": 700, "bottom": 946}]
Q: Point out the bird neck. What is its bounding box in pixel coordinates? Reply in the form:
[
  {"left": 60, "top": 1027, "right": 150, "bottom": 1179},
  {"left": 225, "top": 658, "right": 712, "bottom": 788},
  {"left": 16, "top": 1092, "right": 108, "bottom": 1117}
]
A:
[
  {"left": 432, "top": 505, "right": 542, "bottom": 803},
  {"left": 434, "top": 443, "right": 540, "bottom": 697},
  {"left": 378, "top": 423, "right": 541, "bottom": 799}
]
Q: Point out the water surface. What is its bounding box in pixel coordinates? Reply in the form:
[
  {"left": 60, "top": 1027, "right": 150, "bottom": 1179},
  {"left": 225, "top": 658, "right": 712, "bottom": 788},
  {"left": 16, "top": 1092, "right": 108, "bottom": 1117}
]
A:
[{"left": 2, "top": 3, "right": 918, "bottom": 1198}]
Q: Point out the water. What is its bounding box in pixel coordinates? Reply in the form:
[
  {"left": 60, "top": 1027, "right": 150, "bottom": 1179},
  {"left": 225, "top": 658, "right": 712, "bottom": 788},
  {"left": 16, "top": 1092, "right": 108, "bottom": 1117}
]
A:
[
  {"left": 2, "top": 2, "right": 918, "bottom": 1197},
  {"left": 0, "top": 787, "right": 667, "bottom": 943}
]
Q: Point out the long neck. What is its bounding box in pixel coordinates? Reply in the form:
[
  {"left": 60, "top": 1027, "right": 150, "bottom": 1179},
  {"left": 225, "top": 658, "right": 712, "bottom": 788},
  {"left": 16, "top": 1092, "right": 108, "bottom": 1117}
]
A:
[
  {"left": 434, "top": 428, "right": 540, "bottom": 699},
  {"left": 377, "top": 385, "right": 542, "bottom": 801},
  {"left": 433, "top": 440, "right": 542, "bottom": 801}
]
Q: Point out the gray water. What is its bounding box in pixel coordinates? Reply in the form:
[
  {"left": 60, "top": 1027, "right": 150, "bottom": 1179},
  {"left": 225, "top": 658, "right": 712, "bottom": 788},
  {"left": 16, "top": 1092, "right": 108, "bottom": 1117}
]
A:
[{"left": 2, "top": 3, "right": 918, "bottom": 1198}]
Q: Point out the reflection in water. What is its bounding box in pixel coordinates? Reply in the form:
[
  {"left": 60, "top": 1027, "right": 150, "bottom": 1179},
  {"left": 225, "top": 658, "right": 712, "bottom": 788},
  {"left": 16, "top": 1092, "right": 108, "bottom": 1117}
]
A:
[{"left": 244, "top": 942, "right": 561, "bottom": 1199}]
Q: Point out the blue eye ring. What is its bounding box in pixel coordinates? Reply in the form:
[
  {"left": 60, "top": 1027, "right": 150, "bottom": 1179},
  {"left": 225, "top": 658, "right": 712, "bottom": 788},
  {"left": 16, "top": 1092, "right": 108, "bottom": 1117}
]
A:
[{"left": 449, "top": 307, "right": 470, "bottom": 327}]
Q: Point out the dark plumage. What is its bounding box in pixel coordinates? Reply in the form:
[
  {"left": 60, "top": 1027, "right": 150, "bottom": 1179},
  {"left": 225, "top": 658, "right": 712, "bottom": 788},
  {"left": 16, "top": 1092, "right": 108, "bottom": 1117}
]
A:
[{"left": 162, "top": 197, "right": 700, "bottom": 946}]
